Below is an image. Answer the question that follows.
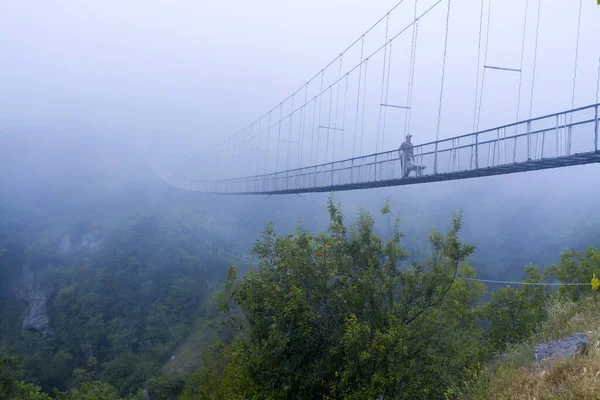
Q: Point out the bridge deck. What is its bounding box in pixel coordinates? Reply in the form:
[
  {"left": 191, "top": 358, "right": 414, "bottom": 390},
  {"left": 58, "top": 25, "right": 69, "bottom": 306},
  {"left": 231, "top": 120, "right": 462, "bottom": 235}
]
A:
[{"left": 168, "top": 104, "right": 600, "bottom": 195}]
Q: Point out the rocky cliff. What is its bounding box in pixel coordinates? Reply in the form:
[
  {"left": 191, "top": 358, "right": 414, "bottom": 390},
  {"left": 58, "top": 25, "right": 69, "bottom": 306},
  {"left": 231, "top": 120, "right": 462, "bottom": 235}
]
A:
[
  {"left": 11, "top": 224, "right": 102, "bottom": 334},
  {"left": 58, "top": 222, "right": 101, "bottom": 254},
  {"left": 13, "top": 263, "right": 49, "bottom": 333}
]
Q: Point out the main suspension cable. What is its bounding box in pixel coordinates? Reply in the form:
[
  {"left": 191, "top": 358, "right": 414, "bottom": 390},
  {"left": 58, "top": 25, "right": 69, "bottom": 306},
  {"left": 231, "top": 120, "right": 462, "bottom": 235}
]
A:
[
  {"left": 376, "top": 14, "right": 391, "bottom": 154},
  {"left": 359, "top": 58, "right": 369, "bottom": 156},
  {"left": 405, "top": 0, "right": 420, "bottom": 137},
  {"left": 323, "top": 87, "right": 333, "bottom": 163},
  {"left": 435, "top": 0, "right": 452, "bottom": 143},
  {"left": 298, "top": 84, "right": 308, "bottom": 167},
  {"left": 287, "top": 94, "right": 295, "bottom": 171},
  {"left": 313, "top": 71, "right": 325, "bottom": 164},
  {"left": 472, "top": 0, "right": 484, "bottom": 132},
  {"left": 515, "top": 0, "right": 528, "bottom": 124},
  {"left": 528, "top": 0, "right": 541, "bottom": 119},
  {"left": 476, "top": 0, "right": 492, "bottom": 131},
  {"left": 276, "top": 104, "right": 283, "bottom": 172},
  {"left": 353, "top": 37, "right": 365, "bottom": 159},
  {"left": 331, "top": 56, "right": 344, "bottom": 164},
  {"left": 571, "top": 0, "right": 583, "bottom": 111},
  {"left": 381, "top": 42, "right": 393, "bottom": 150},
  {"left": 340, "top": 73, "right": 349, "bottom": 160}
]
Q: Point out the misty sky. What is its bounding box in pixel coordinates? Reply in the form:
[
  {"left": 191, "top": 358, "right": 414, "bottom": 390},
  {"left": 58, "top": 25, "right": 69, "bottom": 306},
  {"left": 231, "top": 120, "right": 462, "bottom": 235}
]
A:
[
  {"left": 1, "top": 1, "right": 392, "bottom": 151},
  {"left": 1, "top": 0, "right": 599, "bottom": 179},
  {"left": 2, "top": 0, "right": 600, "bottom": 284}
]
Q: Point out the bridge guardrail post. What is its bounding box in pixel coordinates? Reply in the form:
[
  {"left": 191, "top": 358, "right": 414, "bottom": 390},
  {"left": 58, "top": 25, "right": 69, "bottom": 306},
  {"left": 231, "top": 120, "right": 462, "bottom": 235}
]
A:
[
  {"left": 457, "top": 138, "right": 460, "bottom": 171},
  {"left": 492, "top": 129, "right": 497, "bottom": 166},
  {"left": 527, "top": 121, "right": 531, "bottom": 161},
  {"left": 567, "top": 125, "right": 572, "bottom": 156},
  {"left": 555, "top": 115, "right": 559, "bottom": 158},
  {"left": 331, "top": 162, "right": 334, "bottom": 187},
  {"left": 595, "top": 104, "right": 598, "bottom": 151},
  {"left": 475, "top": 132, "right": 478, "bottom": 169},
  {"left": 512, "top": 125, "right": 517, "bottom": 163},
  {"left": 541, "top": 129, "right": 545, "bottom": 159},
  {"left": 418, "top": 147, "right": 423, "bottom": 176},
  {"left": 449, "top": 139, "right": 454, "bottom": 172},
  {"left": 434, "top": 142, "right": 438, "bottom": 174}
]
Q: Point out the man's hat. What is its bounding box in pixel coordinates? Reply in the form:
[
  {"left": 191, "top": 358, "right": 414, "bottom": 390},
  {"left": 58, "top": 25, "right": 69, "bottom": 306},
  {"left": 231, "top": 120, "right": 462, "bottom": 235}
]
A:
[{"left": 406, "top": 134, "right": 412, "bottom": 139}]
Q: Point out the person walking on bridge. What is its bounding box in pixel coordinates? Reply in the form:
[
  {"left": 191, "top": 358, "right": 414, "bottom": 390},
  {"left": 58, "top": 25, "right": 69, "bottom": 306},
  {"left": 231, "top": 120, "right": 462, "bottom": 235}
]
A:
[{"left": 399, "top": 134, "right": 417, "bottom": 178}]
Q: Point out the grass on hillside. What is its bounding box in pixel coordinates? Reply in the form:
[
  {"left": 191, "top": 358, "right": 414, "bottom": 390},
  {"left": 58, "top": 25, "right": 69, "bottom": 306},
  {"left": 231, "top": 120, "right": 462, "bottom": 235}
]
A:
[{"left": 448, "top": 295, "right": 600, "bottom": 399}]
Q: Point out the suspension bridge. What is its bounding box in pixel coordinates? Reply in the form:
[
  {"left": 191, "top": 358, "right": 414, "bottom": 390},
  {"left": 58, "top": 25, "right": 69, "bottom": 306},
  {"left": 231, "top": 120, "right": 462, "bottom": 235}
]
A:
[{"left": 154, "top": 0, "right": 600, "bottom": 195}]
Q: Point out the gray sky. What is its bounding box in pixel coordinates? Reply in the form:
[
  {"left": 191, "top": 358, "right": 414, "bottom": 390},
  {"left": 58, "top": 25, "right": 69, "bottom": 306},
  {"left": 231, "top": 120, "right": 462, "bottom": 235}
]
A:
[{"left": 1, "top": 0, "right": 599, "bottom": 179}]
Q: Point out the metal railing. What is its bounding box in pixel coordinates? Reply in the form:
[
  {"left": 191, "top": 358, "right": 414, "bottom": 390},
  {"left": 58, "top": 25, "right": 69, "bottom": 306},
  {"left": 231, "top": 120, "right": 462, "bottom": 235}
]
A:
[{"left": 170, "top": 104, "right": 600, "bottom": 194}]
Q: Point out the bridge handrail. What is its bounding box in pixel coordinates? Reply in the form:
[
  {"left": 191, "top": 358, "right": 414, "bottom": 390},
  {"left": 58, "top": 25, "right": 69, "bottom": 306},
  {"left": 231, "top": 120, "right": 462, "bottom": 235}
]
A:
[
  {"left": 275, "top": 117, "right": 598, "bottom": 179},
  {"left": 178, "top": 103, "right": 599, "bottom": 184}
]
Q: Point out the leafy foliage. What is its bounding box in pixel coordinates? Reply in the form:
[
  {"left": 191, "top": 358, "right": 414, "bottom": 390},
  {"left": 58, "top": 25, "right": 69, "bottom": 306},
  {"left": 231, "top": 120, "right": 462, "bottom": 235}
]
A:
[
  {"left": 482, "top": 264, "right": 551, "bottom": 351},
  {"left": 0, "top": 355, "right": 52, "bottom": 400},
  {"left": 146, "top": 373, "right": 186, "bottom": 400},
  {"left": 186, "top": 196, "right": 486, "bottom": 399},
  {"left": 2, "top": 188, "right": 600, "bottom": 399},
  {"left": 1, "top": 214, "right": 232, "bottom": 398},
  {"left": 546, "top": 246, "right": 600, "bottom": 300},
  {"left": 55, "top": 381, "right": 145, "bottom": 400}
]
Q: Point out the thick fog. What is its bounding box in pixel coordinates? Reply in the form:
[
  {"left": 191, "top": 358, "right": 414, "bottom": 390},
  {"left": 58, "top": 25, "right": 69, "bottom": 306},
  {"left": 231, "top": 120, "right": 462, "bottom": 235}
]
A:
[{"left": 2, "top": 0, "right": 600, "bottom": 281}]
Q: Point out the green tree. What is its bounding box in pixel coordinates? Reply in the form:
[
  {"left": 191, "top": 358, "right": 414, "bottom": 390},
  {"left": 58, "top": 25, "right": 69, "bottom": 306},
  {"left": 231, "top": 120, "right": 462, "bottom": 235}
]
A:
[
  {"left": 482, "top": 264, "right": 550, "bottom": 351},
  {"left": 0, "top": 355, "right": 52, "bottom": 400},
  {"left": 146, "top": 372, "right": 185, "bottom": 399},
  {"left": 186, "top": 196, "right": 484, "bottom": 399},
  {"left": 55, "top": 381, "right": 145, "bottom": 400},
  {"left": 546, "top": 246, "right": 600, "bottom": 300}
]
